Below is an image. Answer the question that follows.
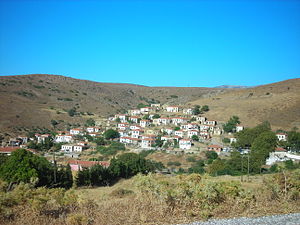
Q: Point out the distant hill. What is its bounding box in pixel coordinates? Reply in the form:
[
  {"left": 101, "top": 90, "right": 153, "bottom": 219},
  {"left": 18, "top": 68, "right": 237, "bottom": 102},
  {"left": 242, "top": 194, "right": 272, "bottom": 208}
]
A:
[
  {"left": 191, "top": 78, "right": 300, "bottom": 131},
  {"left": 0, "top": 74, "right": 223, "bottom": 135},
  {"left": 214, "top": 85, "right": 249, "bottom": 89}
]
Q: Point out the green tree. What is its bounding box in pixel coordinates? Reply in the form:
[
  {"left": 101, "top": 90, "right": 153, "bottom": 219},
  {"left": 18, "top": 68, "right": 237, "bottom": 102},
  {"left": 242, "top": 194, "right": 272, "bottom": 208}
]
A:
[
  {"left": 0, "top": 149, "right": 53, "bottom": 187},
  {"left": 68, "top": 108, "right": 76, "bottom": 117},
  {"left": 201, "top": 105, "right": 209, "bottom": 112},
  {"left": 152, "top": 114, "right": 160, "bottom": 119},
  {"left": 192, "top": 105, "right": 201, "bottom": 115},
  {"left": 250, "top": 131, "right": 277, "bottom": 173},
  {"left": 205, "top": 151, "right": 218, "bottom": 160},
  {"left": 85, "top": 118, "right": 95, "bottom": 126},
  {"left": 223, "top": 116, "right": 240, "bottom": 133},
  {"left": 286, "top": 131, "right": 300, "bottom": 152},
  {"left": 104, "top": 129, "right": 120, "bottom": 140},
  {"left": 191, "top": 135, "right": 199, "bottom": 142},
  {"left": 234, "top": 121, "right": 271, "bottom": 148}
]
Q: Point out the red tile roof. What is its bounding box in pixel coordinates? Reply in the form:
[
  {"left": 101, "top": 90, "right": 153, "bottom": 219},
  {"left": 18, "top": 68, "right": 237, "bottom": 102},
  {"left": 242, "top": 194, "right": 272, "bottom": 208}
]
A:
[{"left": 68, "top": 160, "right": 110, "bottom": 168}]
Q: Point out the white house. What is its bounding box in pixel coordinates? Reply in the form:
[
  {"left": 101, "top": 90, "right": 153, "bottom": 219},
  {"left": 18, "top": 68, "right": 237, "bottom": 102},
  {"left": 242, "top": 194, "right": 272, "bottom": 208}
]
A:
[
  {"left": 118, "top": 123, "right": 129, "bottom": 130},
  {"left": 172, "top": 117, "right": 188, "bottom": 125},
  {"left": 166, "top": 106, "right": 180, "bottom": 113},
  {"left": 140, "top": 120, "right": 150, "bottom": 128},
  {"left": 196, "top": 116, "right": 206, "bottom": 123},
  {"left": 141, "top": 138, "right": 155, "bottom": 149},
  {"left": 120, "top": 137, "right": 139, "bottom": 145},
  {"left": 131, "top": 129, "right": 143, "bottom": 138},
  {"left": 161, "top": 128, "right": 173, "bottom": 135},
  {"left": 61, "top": 144, "right": 83, "bottom": 152},
  {"left": 35, "top": 134, "right": 51, "bottom": 143},
  {"left": 188, "top": 130, "right": 199, "bottom": 138},
  {"left": 204, "top": 120, "right": 217, "bottom": 126},
  {"left": 174, "top": 130, "right": 184, "bottom": 138},
  {"left": 236, "top": 125, "right": 244, "bottom": 132},
  {"left": 129, "top": 109, "right": 141, "bottom": 116},
  {"left": 140, "top": 107, "right": 151, "bottom": 114},
  {"left": 70, "top": 128, "right": 83, "bottom": 135},
  {"left": 183, "top": 108, "right": 193, "bottom": 115},
  {"left": 179, "top": 139, "right": 192, "bottom": 150},
  {"left": 160, "top": 117, "right": 171, "bottom": 125},
  {"left": 128, "top": 116, "right": 139, "bottom": 123},
  {"left": 266, "top": 148, "right": 300, "bottom": 165},
  {"left": 230, "top": 137, "right": 237, "bottom": 144},
  {"left": 115, "top": 114, "right": 127, "bottom": 122},
  {"left": 276, "top": 133, "right": 288, "bottom": 142},
  {"left": 86, "top": 127, "right": 100, "bottom": 133},
  {"left": 55, "top": 134, "right": 73, "bottom": 143},
  {"left": 130, "top": 125, "right": 142, "bottom": 130}
]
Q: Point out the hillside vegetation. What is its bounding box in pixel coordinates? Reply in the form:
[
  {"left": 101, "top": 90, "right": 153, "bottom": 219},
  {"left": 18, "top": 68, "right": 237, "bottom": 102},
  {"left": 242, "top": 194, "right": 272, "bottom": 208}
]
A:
[
  {"left": 191, "top": 78, "right": 300, "bottom": 130},
  {"left": 0, "top": 74, "right": 221, "bottom": 135}
]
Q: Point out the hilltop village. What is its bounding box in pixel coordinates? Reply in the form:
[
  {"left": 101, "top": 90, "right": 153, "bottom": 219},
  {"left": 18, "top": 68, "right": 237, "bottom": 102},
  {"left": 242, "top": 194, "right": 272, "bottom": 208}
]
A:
[{"left": 1, "top": 103, "right": 299, "bottom": 172}]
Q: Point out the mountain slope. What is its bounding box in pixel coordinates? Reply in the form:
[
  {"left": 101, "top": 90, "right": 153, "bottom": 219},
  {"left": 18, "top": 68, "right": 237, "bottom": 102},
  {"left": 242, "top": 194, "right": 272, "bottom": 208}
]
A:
[
  {"left": 190, "top": 78, "right": 300, "bottom": 130},
  {"left": 0, "top": 74, "right": 222, "bottom": 135}
]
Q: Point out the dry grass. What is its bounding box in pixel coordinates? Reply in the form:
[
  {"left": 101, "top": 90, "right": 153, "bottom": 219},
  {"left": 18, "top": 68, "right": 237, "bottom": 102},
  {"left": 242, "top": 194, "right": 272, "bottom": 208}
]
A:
[
  {"left": 191, "top": 78, "right": 300, "bottom": 130},
  {"left": 1, "top": 171, "right": 300, "bottom": 225}
]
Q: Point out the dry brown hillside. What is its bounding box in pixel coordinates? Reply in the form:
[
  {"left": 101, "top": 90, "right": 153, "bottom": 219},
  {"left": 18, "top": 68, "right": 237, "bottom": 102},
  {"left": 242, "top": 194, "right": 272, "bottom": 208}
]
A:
[
  {"left": 190, "top": 78, "right": 300, "bottom": 130},
  {"left": 0, "top": 74, "right": 222, "bottom": 135}
]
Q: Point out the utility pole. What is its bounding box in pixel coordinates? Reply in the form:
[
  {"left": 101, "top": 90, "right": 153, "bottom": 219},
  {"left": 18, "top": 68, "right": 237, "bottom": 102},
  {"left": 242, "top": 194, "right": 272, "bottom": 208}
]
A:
[
  {"left": 53, "top": 152, "right": 57, "bottom": 183},
  {"left": 241, "top": 154, "right": 244, "bottom": 182},
  {"left": 247, "top": 153, "right": 250, "bottom": 182}
]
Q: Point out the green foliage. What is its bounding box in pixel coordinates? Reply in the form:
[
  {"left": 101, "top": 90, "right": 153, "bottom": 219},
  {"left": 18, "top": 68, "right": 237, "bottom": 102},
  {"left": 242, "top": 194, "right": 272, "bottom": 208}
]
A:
[
  {"left": 104, "top": 129, "right": 120, "bottom": 140},
  {"left": 85, "top": 118, "right": 95, "bottom": 126},
  {"left": 286, "top": 131, "right": 300, "bottom": 152},
  {"left": 170, "top": 95, "right": 178, "bottom": 98},
  {"left": 223, "top": 116, "right": 240, "bottom": 133},
  {"left": 68, "top": 108, "right": 77, "bottom": 117},
  {"left": 152, "top": 114, "right": 160, "bottom": 119},
  {"left": 167, "top": 161, "right": 181, "bottom": 167},
  {"left": 201, "top": 105, "right": 209, "bottom": 112},
  {"left": 186, "top": 156, "right": 196, "bottom": 162},
  {"left": 222, "top": 138, "right": 230, "bottom": 143},
  {"left": 51, "top": 120, "right": 58, "bottom": 127},
  {"left": 76, "top": 153, "right": 162, "bottom": 187},
  {"left": 188, "top": 160, "right": 205, "bottom": 174},
  {"left": 234, "top": 121, "right": 271, "bottom": 148},
  {"left": 137, "top": 103, "right": 148, "bottom": 109},
  {"left": 94, "top": 137, "right": 105, "bottom": 146},
  {"left": 192, "top": 105, "right": 201, "bottom": 115},
  {"left": 250, "top": 131, "right": 277, "bottom": 173},
  {"left": 174, "top": 127, "right": 180, "bottom": 131},
  {"left": 191, "top": 135, "right": 199, "bottom": 141},
  {"left": 205, "top": 151, "right": 218, "bottom": 160},
  {"left": 0, "top": 149, "right": 72, "bottom": 188}
]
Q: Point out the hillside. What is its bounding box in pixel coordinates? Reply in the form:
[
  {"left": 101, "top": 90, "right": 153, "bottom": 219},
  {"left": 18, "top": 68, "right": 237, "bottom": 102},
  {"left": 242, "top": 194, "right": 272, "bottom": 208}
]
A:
[
  {"left": 0, "top": 74, "right": 222, "bottom": 135},
  {"left": 190, "top": 78, "right": 300, "bottom": 130}
]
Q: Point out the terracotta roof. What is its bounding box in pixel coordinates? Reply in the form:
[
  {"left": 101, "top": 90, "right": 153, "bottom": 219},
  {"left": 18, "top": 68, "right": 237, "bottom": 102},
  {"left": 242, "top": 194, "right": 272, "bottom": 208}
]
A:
[
  {"left": 208, "top": 145, "right": 222, "bottom": 148},
  {"left": 0, "top": 147, "right": 36, "bottom": 154},
  {"left": 275, "top": 147, "right": 286, "bottom": 152},
  {"left": 68, "top": 160, "right": 110, "bottom": 168}
]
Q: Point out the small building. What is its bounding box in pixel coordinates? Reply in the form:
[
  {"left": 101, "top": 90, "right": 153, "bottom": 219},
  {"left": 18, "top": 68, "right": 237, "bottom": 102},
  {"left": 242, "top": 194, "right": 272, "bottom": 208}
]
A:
[
  {"left": 183, "top": 108, "right": 193, "bottom": 115},
  {"left": 207, "top": 145, "right": 223, "bottom": 154},
  {"left": 179, "top": 139, "right": 192, "bottom": 150},
  {"left": 276, "top": 133, "right": 287, "bottom": 142},
  {"left": 236, "top": 125, "right": 244, "bottom": 132},
  {"left": 141, "top": 138, "right": 155, "bottom": 149},
  {"left": 140, "top": 120, "right": 150, "bottom": 128},
  {"left": 166, "top": 106, "right": 180, "bottom": 113},
  {"left": 86, "top": 127, "right": 100, "bottom": 133},
  {"left": 68, "top": 160, "right": 110, "bottom": 171},
  {"left": 70, "top": 128, "right": 83, "bottom": 135}
]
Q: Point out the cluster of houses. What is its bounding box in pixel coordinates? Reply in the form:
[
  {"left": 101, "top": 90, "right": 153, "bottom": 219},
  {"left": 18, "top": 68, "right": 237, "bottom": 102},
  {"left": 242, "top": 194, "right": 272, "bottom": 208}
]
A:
[
  {"left": 2, "top": 103, "right": 299, "bottom": 168},
  {"left": 109, "top": 104, "right": 227, "bottom": 151}
]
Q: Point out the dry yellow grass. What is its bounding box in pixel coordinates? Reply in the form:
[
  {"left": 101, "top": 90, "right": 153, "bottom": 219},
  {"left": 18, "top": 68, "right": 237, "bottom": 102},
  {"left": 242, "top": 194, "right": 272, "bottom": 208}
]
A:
[{"left": 191, "top": 78, "right": 300, "bottom": 130}]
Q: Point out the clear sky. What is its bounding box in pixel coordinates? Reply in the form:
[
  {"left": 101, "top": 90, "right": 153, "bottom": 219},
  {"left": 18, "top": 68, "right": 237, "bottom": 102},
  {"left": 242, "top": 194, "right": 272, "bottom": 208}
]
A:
[{"left": 0, "top": 0, "right": 299, "bottom": 87}]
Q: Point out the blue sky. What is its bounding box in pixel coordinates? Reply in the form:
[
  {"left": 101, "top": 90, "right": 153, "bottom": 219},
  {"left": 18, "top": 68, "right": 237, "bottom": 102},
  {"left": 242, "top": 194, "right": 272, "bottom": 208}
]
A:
[{"left": 0, "top": 0, "right": 299, "bottom": 87}]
